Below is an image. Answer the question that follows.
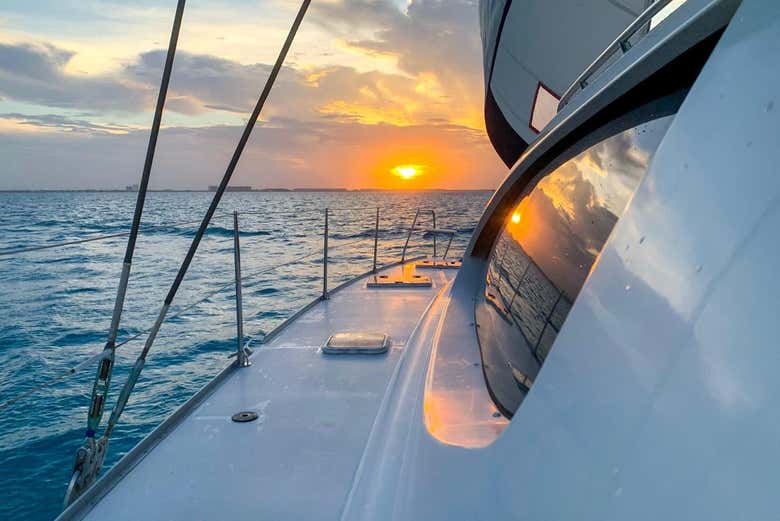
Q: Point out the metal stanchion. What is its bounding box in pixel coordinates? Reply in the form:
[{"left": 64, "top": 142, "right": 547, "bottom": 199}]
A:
[
  {"left": 233, "top": 212, "right": 250, "bottom": 367},
  {"left": 372, "top": 207, "right": 379, "bottom": 273},
  {"left": 322, "top": 208, "right": 329, "bottom": 299}
]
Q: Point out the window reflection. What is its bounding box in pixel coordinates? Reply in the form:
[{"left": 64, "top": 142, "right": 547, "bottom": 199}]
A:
[{"left": 476, "top": 115, "right": 673, "bottom": 416}]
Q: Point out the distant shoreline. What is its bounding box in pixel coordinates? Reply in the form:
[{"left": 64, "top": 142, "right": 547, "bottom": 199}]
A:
[{"left": 0, "top": 188, "right": 495, "bottom": 193}]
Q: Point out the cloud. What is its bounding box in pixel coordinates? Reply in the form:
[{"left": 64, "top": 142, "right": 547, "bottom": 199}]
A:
[
  {"left": 345, "top": 0, "right": 481, "bottom": 76},
  {"left": 0, "top": 0, "right": 486, "bottom": 127},
  {"left": 0, "top": 41, "right": 293, "bottom": 116},
  {"left": 0, "top": 38, "right": 481, "bottom": 128},
  {"left": 124, "top": 50, "right": 305, "bottom": 115},
  {"left": 0, "top": 114, "right": 505, "bottom": 190},
  {"left": 312, "top": 0, "right": 484, "bottom": 101},
  {"left": 298, "top": 0, "right": 485, "bottom": 129},
  {"left": 125, "top": 52, "right": 443, "bottom": 125},
  {"left": 0, "top": 112, "right": 133, "bottom": 134},
  {"left": 311, "top": 0, "right": 403, "bottom": 33},
  {"left": 0, "top": 42, "right": 152, "bottom": 111}
]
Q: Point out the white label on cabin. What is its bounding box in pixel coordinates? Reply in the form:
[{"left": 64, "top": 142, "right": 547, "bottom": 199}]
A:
[
  {"left": 530, "top": 83, "right": 559, "bottom": 134},
  {"left": 650, "top": 0, "right": 687, "bottom": 29}
]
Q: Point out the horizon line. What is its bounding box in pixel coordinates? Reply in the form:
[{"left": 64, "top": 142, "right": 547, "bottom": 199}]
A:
[{"left": 0, "top": 187, "right": 497, "bottom": 193}]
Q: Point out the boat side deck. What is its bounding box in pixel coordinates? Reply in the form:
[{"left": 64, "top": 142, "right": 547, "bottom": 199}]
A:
[{"left": 66, "top": 262, "right": 455, "bottom": 521}]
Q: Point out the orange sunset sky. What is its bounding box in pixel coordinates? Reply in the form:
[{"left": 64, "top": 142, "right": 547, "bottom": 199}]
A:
[{"left": 0, "top": 0, "right": 509, "bottom": 190}]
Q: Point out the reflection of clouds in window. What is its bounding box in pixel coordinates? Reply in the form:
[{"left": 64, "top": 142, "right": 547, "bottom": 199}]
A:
[
  {"left": 509, "top": 163, "right": 617, "bottom": 300},
  {"left": 476, "top": 115, "right": 674, "bottom": 416},
  {"left": 576, "top": 129, "right": 659, "bottom": 214}
]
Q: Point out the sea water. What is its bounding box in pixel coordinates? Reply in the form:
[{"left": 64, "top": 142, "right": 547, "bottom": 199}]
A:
[{"left": 0, "top": 190, "right": 490, "bottom": 520}]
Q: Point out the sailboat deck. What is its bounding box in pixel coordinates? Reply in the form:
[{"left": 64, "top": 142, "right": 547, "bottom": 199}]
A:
[{"left": 70, "top": 262, "right": 456, "bottom": 521}]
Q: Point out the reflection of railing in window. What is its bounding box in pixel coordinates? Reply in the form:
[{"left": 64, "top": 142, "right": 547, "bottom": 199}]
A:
[{"left": 488, "top": 236, "right": 573, "bottom": 364}]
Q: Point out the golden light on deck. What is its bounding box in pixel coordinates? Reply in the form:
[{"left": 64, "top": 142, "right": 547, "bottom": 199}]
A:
[
  {"left": 391, "top": 164, "right": 422, "bottom": 180},
  {"left": 511, "top": 211, "right": 521, "bottom": 224}
]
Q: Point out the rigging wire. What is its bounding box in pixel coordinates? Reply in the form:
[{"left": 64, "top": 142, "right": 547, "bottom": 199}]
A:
[
  {"left": 83, "top": 0, "right": 186, "bottom": 438},
  {"left": 102, "top": 0, "right": 314, "bottom": 443},
  {"left": 64, "top": 0, "right": 187, "bottom": 508},
  {"left": 59, "top": 5, "right": 316, "bottom": 502}
]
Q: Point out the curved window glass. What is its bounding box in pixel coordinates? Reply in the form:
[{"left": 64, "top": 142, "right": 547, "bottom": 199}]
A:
[{"left": 476, "top": 114, "right": 674, "bottom": 416}]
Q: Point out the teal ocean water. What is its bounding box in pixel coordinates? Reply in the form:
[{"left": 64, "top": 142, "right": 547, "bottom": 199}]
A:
[{"left": 0, "top": 190, "right": 490, "bottom": 520}]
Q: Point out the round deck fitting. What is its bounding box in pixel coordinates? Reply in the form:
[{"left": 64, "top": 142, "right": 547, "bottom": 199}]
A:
[{"left": 231, "top": 411, "right": 258, "bottom": 423}]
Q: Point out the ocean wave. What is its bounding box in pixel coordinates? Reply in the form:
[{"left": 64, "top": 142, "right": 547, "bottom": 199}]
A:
[
  {"left": 204, "top": 226, "right": 272, "bottom": 237},
  {"left": 189, "top": 338, "right": 234, "bottom": 354},
  {"left": 330, "top": 229, "right": 375, "bottom": 240},
  {"left": 52, "top": 330, "right": 104, "bottom": 347},
  {"left": 249, "top": 287, "right": 279, "bottom": 296}
]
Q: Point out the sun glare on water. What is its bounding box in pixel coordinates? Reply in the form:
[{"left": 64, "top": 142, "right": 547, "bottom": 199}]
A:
[{"left": 391, "top": 164, "right": 422, "bottom": 180}]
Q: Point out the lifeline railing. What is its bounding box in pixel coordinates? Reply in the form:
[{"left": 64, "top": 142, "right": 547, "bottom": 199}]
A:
[
  {"left": 558, "top": 0, "right": 676, "bottom": 108},
  {"left": 400, "top": 207, "right": 456, "bottom": 264},
  {"left": 0, "top": 205, "right": 454, "bottom": 412},
  {"left": 235, "top": 205, "right": 454, "bottom": 354}
]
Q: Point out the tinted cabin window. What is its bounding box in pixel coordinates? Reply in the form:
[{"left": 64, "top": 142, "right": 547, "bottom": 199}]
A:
[{"left": 476, "top": 115, "right": 674, "bottom": 416}]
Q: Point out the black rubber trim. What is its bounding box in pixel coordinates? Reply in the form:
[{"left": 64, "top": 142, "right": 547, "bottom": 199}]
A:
[
  {"left": 486, "top": 0, "right": 514, "bottom": 86},
  {"left": 483, "top": 0, "right": 527, "bottom": 167},
  {"left": 485, "top": 86, "right": 528, "bottom": 168}
]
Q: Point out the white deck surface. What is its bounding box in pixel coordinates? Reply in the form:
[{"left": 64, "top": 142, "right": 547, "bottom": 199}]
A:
[{"left": 79, "top": 263, "right": 455, "bottom": 521}]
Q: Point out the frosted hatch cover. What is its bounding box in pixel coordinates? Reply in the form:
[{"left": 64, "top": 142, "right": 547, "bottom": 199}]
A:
[{"left": 322, "top": 332, "right": 390, "bottom": 354}]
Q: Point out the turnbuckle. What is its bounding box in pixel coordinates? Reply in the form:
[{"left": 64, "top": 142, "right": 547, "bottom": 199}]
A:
[{"left": 63, "top": 436, "right": 109, "bottom": 509}]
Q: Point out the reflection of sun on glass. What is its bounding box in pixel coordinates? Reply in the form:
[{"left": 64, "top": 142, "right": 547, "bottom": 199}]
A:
[
  {"left": 392, "top": 164, "right": 422, "bottom": 180},
  {"left": 511, "top": 211, "right": 521, "bottom": 224}
]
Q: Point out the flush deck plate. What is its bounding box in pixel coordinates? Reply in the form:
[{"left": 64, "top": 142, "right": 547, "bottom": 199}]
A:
[
  {"left": 415, "top": 259, "right": 462, "bottom": 269},
  {"left": 366, "top": 273, "right": 432, "bottom": 288}
]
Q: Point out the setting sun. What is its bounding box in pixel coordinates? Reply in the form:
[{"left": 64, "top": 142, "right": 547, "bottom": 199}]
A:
[
  {"left": 511, "top": 211, "right": 521, "bottom": 224},
  {"left": 391, "top": 164, "right": 423, "bottom": 180}
]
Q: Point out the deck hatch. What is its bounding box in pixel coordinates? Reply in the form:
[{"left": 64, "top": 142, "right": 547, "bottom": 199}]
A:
[{"left": 322, "top": 332, "right": 390, "bottom": 354}]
